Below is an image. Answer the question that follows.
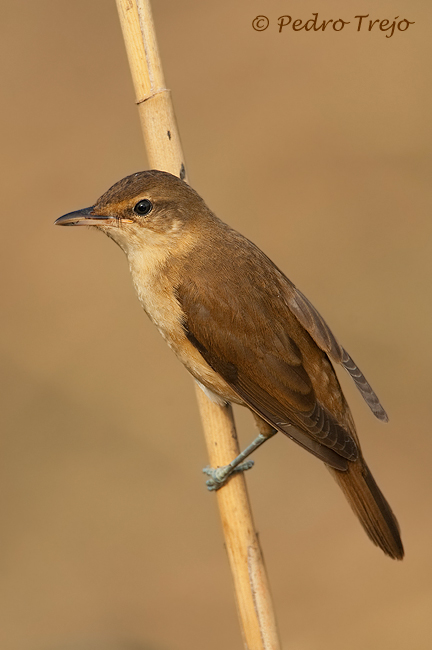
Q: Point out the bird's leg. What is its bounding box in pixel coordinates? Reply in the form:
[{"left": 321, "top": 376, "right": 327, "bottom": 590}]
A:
[
  {"left": 203, "top": 433, "right": 273, "bottom": 489},
  {"left": 203, "top": 415, "right": 277, "bottom": 490}
]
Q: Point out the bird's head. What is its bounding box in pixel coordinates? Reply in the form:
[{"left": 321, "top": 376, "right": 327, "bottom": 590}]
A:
[{"left": 55, "top": 170, "right": 210, "bottom": 257}]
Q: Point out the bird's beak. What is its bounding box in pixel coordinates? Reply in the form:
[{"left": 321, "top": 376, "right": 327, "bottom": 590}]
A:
[{"left": 55, "top": 206, "right": 123, "bottom": 227}]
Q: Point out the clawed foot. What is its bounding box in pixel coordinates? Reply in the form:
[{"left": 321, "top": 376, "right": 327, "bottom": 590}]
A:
[{"left": 203, "top": 460, "right": 255, "bottom": 491}]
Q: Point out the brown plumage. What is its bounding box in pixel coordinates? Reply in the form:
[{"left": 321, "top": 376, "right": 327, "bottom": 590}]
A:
[{"left": 56, "top": 170, "right": 404, "bottom": 560}]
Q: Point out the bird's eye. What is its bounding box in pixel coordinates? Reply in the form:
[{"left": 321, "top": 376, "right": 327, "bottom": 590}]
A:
[{"left": 134, "top": 199, "right": 153, "bottom": 216}]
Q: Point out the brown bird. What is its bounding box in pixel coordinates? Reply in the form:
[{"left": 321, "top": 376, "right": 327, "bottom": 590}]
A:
[{"left": 55, "top": 170, "right": 403, "bottom": 560}]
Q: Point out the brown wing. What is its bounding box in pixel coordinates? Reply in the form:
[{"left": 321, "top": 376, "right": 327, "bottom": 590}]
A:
[
  {"left": 176, "top": 264, "right": 359, "bottom": 471},
  {"left": 286, "top": 287, "right": 388, "bottom": 421}
]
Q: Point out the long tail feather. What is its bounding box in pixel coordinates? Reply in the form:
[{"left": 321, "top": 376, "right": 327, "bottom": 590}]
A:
[{"left": 328, "top": 460, "right": 404, "bottom": 560}]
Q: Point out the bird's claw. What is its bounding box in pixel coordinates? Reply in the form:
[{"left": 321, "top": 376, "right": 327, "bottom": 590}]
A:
[{"left": 203, "top": 460, "right": 255, "bottom": 491}]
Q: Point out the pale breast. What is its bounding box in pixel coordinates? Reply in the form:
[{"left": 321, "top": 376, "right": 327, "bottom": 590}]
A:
[{"left": 128, "top": 250, "right": 241, "bottom": 405}]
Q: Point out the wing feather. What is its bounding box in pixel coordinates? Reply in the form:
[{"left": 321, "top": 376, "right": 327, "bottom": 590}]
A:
[
  {"left": 178, "top": 273, "right": 358, "bottom": 470},
  {"left": 286, "top": 287, "right": 388, "bottom": 421},
  {"left": 173, "top": 225, "right": 386, "bottom": 475}
]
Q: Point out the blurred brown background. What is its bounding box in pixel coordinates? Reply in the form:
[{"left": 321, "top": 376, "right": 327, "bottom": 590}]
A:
[{"left": 1, "top": 1, "right": 431, "bottom": 648}]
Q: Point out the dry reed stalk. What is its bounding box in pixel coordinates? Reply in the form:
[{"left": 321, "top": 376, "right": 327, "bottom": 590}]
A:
[{"left": 115, "top": 2, "right": 281, "bottom": 647}]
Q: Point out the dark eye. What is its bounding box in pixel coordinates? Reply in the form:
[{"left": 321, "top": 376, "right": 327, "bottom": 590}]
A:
[{"left": 134, "top": 199, "right": 153, "bottom": 216}]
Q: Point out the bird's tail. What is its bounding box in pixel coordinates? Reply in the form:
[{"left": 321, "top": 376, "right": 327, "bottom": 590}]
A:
[{"left": 327, "top": 459, "right": 404, "bottom": 560}]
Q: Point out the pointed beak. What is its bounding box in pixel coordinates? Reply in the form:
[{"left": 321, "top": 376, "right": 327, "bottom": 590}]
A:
[{"left": 55, "top": 206, "right": 118, "bottom": 227}]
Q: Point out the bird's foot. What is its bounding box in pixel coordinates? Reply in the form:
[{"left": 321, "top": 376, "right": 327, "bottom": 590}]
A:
[{"left": 203, "top": 460, "right": 255, "bottom": 491}]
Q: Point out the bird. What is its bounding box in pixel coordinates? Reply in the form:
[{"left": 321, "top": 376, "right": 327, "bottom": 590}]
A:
[{"left": 55, "top": 169, "right": 403, "bottom": 560}]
